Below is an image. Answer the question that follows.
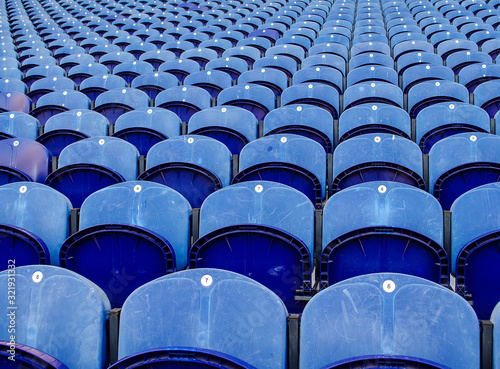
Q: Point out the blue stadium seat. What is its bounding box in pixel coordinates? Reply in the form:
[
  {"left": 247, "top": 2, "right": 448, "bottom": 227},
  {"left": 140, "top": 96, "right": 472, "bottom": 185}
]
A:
[
  {"left": 481, "top": 38, "right": 500, "bottom": 61},
  {"left": 281, "top": 83, "right": 340, "bottom": 118},
  {"left": 113, "top": 107, "right": 181, "bottom": 155},
  {"left": 437, "top": 39, "right": 479, "bottom": 60},
  {"left": 393, "top": 39, "right": 435, "bottom": 63},
  {"left": 338, "top": 104, "right": 411, "bottom": 143},
  {"left": 0, "top": 91, "right": 31, "bottom": 114},
  {"left": 139, "top": 49, "right": 176, "bottom": 69},
  {"left": 343, "top": 81, "right": 403, "bottom": 110},
  {"left": 407, "top": 80, "right": 469, "bottom": 119},
  {"left": 396, "top": 51, "right": 443, "bottom": 77},
  {"left": 416, "top": 102, "right": 490, "bottom": 154},
  {"left": 181, "top": 47, "right": 219, "bottom": 68},
  {"left": 158, "top": 58, "right": 201, "bottom": 83},
  {"left": 130, "top": 71, "right": 178, "bottom": 100},
  {"left": 332, "top": 134, "right": 425, "bottom": 193},
  {"left": 37, "top": 109, "right": 109, "bottom": 157},
  {"left": 59, "top": 52, "right": 95, "bottom": 73},
  {"left": 138, "top": 135, "right": 231, "bottom": 208},
  {"left": 88, "top": 43, "right": 121, "bottom": 61},
  {"left": 351, "top": 40, "right": 391, "bottom": 58},
  {"left": 265, "top": 43, "right": 305, "bottom": 64},
  {"left": 459, "top": 63, "right": 500, "bottom": 92},
  {"left": 323, "top": 181, "right": 447, "bottom": 286},
  {"left": 45, "top": 136, "right": 139, "bottom": 208},
  {"left": 113, "top": 60, "right": 155, "bottom": 84},
  {"left": 161, "top": 40, "right": 196, "bottom": 57},
  {"left": 60, "top": 181, "right": 191, "bottom": 307},
  {"left": 346, "top": 65, "right": 398, "bottom": 87},
  {"left": 217, "top": 84, "right": 275, "bottom": 121},
  {"left": 402, "top": 64, "right": 455, "bottom": 94},
  {"left": 0, "top": 183, "right": 71, "bottom": 267},
  {"left": 222, "top": 45, "right": 262, "bottom": 66},
  {"left": 188, "top": 106, "right": 258, "bottom": 155},
  {"left": 452, "top": 182, "right": 500, "bottom": 319},
  {"left": 109, "top": 268, "right": 287, "bottom": 368},
  {"left": 27, "top": 76, "right": 76, "bottom": 105},
  {"left": 191, "top": 182, "right": 314, "bottom": 313},
  {"left": 233, "top": 134, "right": 326, "bottom": 208},
  {"left": 264, "top": 104, "right": 334, "bottom": 153},
  {"left": 349, "top": 52, "right": 394, "bottom": 72},
  {"left": 155, "top": 85, "right": 212, "bottom": 123},
  {"left": 473, "top": 80, "right": 500, "bottom": 118},
  {"left": 302, "top": 53, "right": 346, "bottom": 76},
  {"left": 124, "top": 41, "right": 157, "bottom": 59},
  {"left": 79, "top": 74, "right": 127, "bottom": 102},
  {"left": 94, "top": 87, "right": 150, "bottom": 124},
  {"left": 0, "top": 112, "right": 39, "bottom": 140},
  {"left": 238, "top": 68, "right": 288, "bottom": 96},
  {"left": 99, "top": 51, "right": 135, "bottom": 72},
  {"left": 0, "top": 265, "right": 110, "bottom": 369},
  {"left": 252, "top": 55, "right": 297, "bottom": 78},
  {"left": 184, "top": 70, "right": 232, "bottom": 98},
  {"left": 198, "top": 38, "right": 234, "bottom": 57},
  {"left": 429, "top": 132, "right": 500, "bottom": 210},
  {"left": 301, "top": 272, "right": 478, "bottom": 369},
  {"left": 68, "top": 62, "right": 109, "bottom": 86},
  {"left": 0, "top": 137, "right": 50, "bottom": 184},
  {"left": 446, "top": 50, "right": 493, "bottom": 74},
  {"left": 0, "top": 77, "right": 26, "bottom": 94}
]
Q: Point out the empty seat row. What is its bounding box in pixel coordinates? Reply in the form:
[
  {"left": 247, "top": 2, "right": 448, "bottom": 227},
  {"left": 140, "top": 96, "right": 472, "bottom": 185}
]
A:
[{"left": 0, "top": 266, "right": 488, "bottom": 369}]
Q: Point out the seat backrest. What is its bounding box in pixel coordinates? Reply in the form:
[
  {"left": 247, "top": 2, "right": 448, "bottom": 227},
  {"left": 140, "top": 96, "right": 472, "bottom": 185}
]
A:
[
  {"left": 0, "top": 182, "right": 72, "bottom": 265},
  {"left": 80, "top": 181, "right": 192, "bottom": 269},
  {"left": 0, "top": 138, "right": 51, "bottom": 182},
  {"left": 58, "top": 136, "right": 139, "bottom": 181},
  {"left": 145, "top": 135, "right": 232, "bottom": 186},
  {"left": 0, "top": 265, "right": 111, "bottom": 369},
  {"left": 118, "top": 268, "right": 288, "bottom": 369},
  {"left": 300, "top": 272, "right": 479, "bottom": 369},
  {"left": 199, "top": 180, "right": 314, "bottom": 254}
]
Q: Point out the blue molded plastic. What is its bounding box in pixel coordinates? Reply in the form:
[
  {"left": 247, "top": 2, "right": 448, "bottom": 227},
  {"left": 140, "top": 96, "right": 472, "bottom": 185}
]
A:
[
  {"left": 31, "top": 90, "right": 90, "bottom": 125},
  {"left": 155, "top": 85, "right": 212, "bottom": 122},
  {"left": 300, "top": 273, "right": 479, "bottom": 369},
  {"left": 94, "top": 87, "right": 150, "bottom": 124},
  {"left": 332, "top": 134, "right": 425, "bottom": 193},
  {"left": 429, "top": 132, "right": 500, "bottom": 210},
  {"left": 0, "top": 138, "right": 51, "bottom": 184},
  {"left": 113, "top": 107, "right": 181, "bottom": 155},
  {"left": 192, "top": 181, "right": 313, "bottom": 312},
  {"left": 0, "top": 91, "right": 31, "bottom": 114},
  {"left": 492, "top": 301, "right": 500, "bottom": 368},
  {"left": 46, "top": 137, "right": 139, "bottom": 208},
  {"left": 451, "top": 182, "right": 500, "bottom": 319},
  {"left": 338, "top": 104, "right": 411, "bottom": 143},
  {"left": 234, "top": 134, "right": 326, "bottom": 207},
  {"left": 321, "top": 182, "right": 447, "bottom": 288},
  {"left": 0, "top": 342, "right": 69, "bottom": 369},
  {"left": 188, "top": 106, "right": 258, "bottom": 155},
  {"left": 0, "top": 112, "right": 39, "bottom": 140},
  {"left": 343, "top": 81, "right": 403, "bottom": 110},
  {"left": 0, "top": 182, "right": 71, "bottom": 267},
  {"left": 79, "top": 74, "right": 128, "bottom": 101},
  {"left": 217, "top": 84, "right": 275, "bottom": 121},
  {"left": 0, "top": 265, "right": 111, "bottom": 369},
  {"left": 117, "top": 269, "right": 287, "bottom": 368},
  {"left": 281, "top": 83, "right": 340, "bottom": 118},
  {"left": 473, "top": 80, "right": 500, "bottom": 118},
  {"left": 37, "top": 109, "right": 109, "bottom": 157},
  {"left": 416, "top": 102, "right": 490, "bottom": 154},
  {"left": 139, "top": 135, "right": 231, "bottom": 208},
  {"left": 264, "top": 104, "right": 334, "bottom": 153},
  {"left": 407, "top": 80, "right": 469, "bottom": 119}
]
